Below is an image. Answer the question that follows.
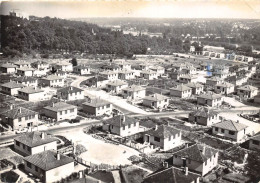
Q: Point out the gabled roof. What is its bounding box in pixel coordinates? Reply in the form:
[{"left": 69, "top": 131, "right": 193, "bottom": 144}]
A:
[
  {"left": 251, "top": 134, "right": 260, "bottom": 141},
  {"left": 141, "top": 70, "right": 157, "bottom": 74},
  {"left": 216, "top": 82, "right": 234, "bottom": 88},
  {"left": 143, "top": 94, "right": 169, "bottom": 102},
  {"left": 207, "top": 77, "right": 223, "bottom": 82},
  {"left": 123, "top": 85, "right": 145, "bottom": 92},
  {"left": 83, "top": 99, "right": 111, "bottom": 108},
  {"left": 143, "top": 166, "right": 200, "bottom": 183},
  {"left": 0, "top": 63, "right": 18, "bottom": 68},
  {"left": 42, "top": 75, "right": 63, "bottom": 81},
  {"left": 58, "top": 86, "right": 83, "bottom": 95},
  {"left": 32, "top": 61, "right": 49, "bottom": 65},
  {"left": 118, "top": 70, "right": 134, "bottom": 74},
  {"left": 197, "top": 92, "right": 222, "bottom": 100},
  {"left": 146, "top": 125, "right": 180, "bottom": 139},
  {"left": 237, "top": 85, "right": 258, "bottom": 91},
  {"left": 17, "top": 67, "right": 35, "bottom": 71},
  {"left": 104, "top": 115, "right": 138, "bottom": 127},
  {"left": 0, "top": 107, "right": 37, "bottom": 119},
  {"left": 186, "top": 82, "right": 203, "bottom": 88},
  {"left": 107, "top": 80, "right": 128, "bottom": 86},
  {"left": 170, "top": 85, "right": 191, "bottom": 92},
  {"left": 24, "top": 150, "right": 74, "bottom": 171},
  {"left": 18, "top": 86, "right": 44, "bottom": 94},
  {"left": 88, "top": 76, "right": 108, "bottom": 83},
  {"left": 212, "top": 120, "right": 248, "bottom": 132},
  {"left": 15, "top": 76, "right": 37, "bottom": 83},
  {"left": 73, "top": 65, "right": 89, "bottom": 70},
  {"left": 44, "top": 102, "right": 77, "bottom": 112},
  {"left": 14, "top": 131, "right": 57, "bottom": 147},
  {"left": 14, "top": 61, "right": 30, "bottom": 65},
  {"left": 173, "top": 144, "right": 218, "bottom": 163},
  {"left": 189, "top": 107, "right": 219, "bottom": 118},
  {"left": 1, "top": 81, "right": 25, "bottom": 89}
]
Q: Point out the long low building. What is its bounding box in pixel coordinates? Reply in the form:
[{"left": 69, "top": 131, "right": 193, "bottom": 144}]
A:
[{"left": 82, "top": 99, "right": 112, "bottom": 116}]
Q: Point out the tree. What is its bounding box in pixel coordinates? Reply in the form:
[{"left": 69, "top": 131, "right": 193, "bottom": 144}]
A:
[{"left": 71, "top": 58, "right": 78, "bottom": 66}]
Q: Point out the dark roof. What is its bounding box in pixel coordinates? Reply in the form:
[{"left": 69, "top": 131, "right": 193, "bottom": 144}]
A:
[
  {"left": 88, "top": 76, "right": 108, "bottom": 83},
  {"left": 146, "top": 125, "right": 180, "bottom": 139},
  {"left": 190, "top": 107, "right": 219, "bottom": 118},
  {"left": 215, "top": 82, "right": 234, "bottom": 87},
  {"left": 58, "top": 86, "right": 83, "bottom": 95},
  {"left": 42, "top": 75, "right": 63, "bottom": 81},
  {"left": 123, "top": 85, "right": 145, "bottom": 92},
  {"left": 0, "top": 107, "right": 37, "bottom": 119},
  {"left": 14, "top": 131, "right": 57, "bottom": 147},
  {"left": 18, "top": 86, "right": 44, "bottom": 94},
  {"left": 104, "top": 115, "right": 138, "bottom": 127},
  {"left": 198, "top": 93, "right": 222, "bottom": 100},
  {"left": 170, "top": 85, "right": 191, "bottom": 92},
  {"left": 186, "top": 82, "right": 203, "bottom": 88},
  {"left": 15, "top": 76, "right": 37, "bottom": 83},
  {"left": 251, "top": 134, "right": 260, "bottom": 141},
  {"left": 143, "top": 166, "right": 200, "bottom": 183},
  {"left": 237, "top": 85, "right": 258, "bottom": 91},
  {"left": 143, "top": 94, "right": 169, "bottom": 102},
  {"left": 0, "top": 63, "right": 18, "bottom": 68},
  {"left": 44, "top": 102, "right": 77, "bottom": 112},
  {"left": 212, "top": 120, "right": 248, "bottom": 132},
  {"left": 207, "top": 77, "right": 223, "bottom": 82},
  {"left": 73, "top": 65, "right": 89, "bottom": 70},
  {"left": 1, "top": 81, "right": 25, "bottom": 89},
  {"left": 107, "top": 80, "right": 128, "bottom": 86},
  {"left": 14, "top": 61, "right": 30, "bottom": 65},
  {"left": 173, "top": 144, "right": 218, "bottom": 163},
  {"left": 83, "top": 99, "right": 111, "bottom": 108},
  {"left": 24, "top": 150, "right": 74, "bottom": 171}
]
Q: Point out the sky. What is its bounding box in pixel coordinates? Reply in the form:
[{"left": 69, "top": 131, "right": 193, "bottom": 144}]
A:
[{"left": 1, "top": 0, "right": 260, "bottom": 19}]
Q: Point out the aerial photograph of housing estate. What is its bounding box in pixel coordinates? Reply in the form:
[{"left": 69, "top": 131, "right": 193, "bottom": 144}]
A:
[{"left": 0, "top": 0, "right": 260, "bottom": 183}]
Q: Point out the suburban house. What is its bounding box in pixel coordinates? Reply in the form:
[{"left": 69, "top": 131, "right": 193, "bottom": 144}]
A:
[
  {"left": 214, "top": 82, "right": 234, "bottom": 95},
  {"left": 172, "top": 144, "right": 219, "bottom": 176},
  {"left": 237, "top": 85, "right": 258, "bottom": 98},
  {"left": 54, "top": 70, "right": 67, "bottom": 79},
  {"left": 100, "top": 70, "right": 118, "bottom": 81},
  {"left": 82, "top": 99, "right": 112, "bottom": 116},
  {"left": 101, "top": 64, "right": 120, "bottom": 72},
  {"left": 86, "top": 76, "right": 109, "bottom": 88},
  {"left": 170, "top": 85, "right": 192, "bottom": 98},
  {"left": 122, "top": 85, "right": 146, "bottom": 100},
  {"left": 182, "top": 66, "right": 197, "bottom": 75},
  {"left": 40, "top": 75, "right": 64, "bottom": 87},
  {"left": 106, "top": 80, "right": 128, "bottom": 94},
  {"left": 212, "top": 70, "right": 229, "bottom": 79},
  {"left": 197, "top": 93, "right": 223, "bottom": 107},
  {"left": 169, "top": 70, "right": 187, "bottom": 80},
  {"left": 171, "top": 63, "right": 186, "bottom": 71},
  {"left": 102, "top": 115, "right": 140, "bottom": 137},
  {"left": 143, "top": 94, "right": 170, "bottom": 109},
  {"left": 1, "top": 81, "right": 25, "bottom": 96},
  {"left": 225, "top": 76, "right": 247, "bottom": 86},
  {"left": 138, "top": 64, "right": 150, "bottom": 70},
  {"left": 144, "top": 125, "right": 182, "bottom": 151},
  {"left": 73, "top": 65, "right": 90, "bottom": 75},
  {"left": 143, "top": 166, "right": 200, "bottom": 183},
  {"left": 140, "top": 70, "right": 158, "bottom": 80},
  {"left": 179, "top": 75, "right": 197, "bottom": 84},
  {"left": 17, "top": 67, "right": 35, "bottom": 77},
  {"left": 212, "top": 120, "right": 248, "bottom": 142},
  {"left": 14, "top": 61, "right": 31, "bottom": 68},
  {"left": 117, "top": 63, "right": 131, "bottom": 70},
  {"left": 188, "top": 107, "right": 220, "bottom": 126},
  {"left": 18, "top": 86, "right": 45, "bottom": 102},
  {"left": 118, "top": 70, "right": 135, "bottom": 80},
  {"left": 14, "top": 131, "right": 57, "bottom": 156},
  {"left": 150, "top": 66, "right": 165, "bottom": 76},
  {"left": 24, "top": 150, "right": 74, "bottom": 183},
  {"left": 249, "top": 134, "right": 260, "bottom": 150},
  {"left": 15, "top": 76, "right": 38, "bottom": 87},
  {"left": 186, "top": 82, "right": 204, "bottom": 95},
  {"left": 0, "top": 63, "right": 17, "bottom": 73},
  {"left": 57, "top": 86, "right": 84, "bottom": 101},
  {"left": 31, "top": 61, "right": 50, "bottom": 70},
  {"left": 43, "top": 102, "right": 77, "bottom": 122},
  {"left": 0, "top": 106, "right": 38, "bottom": 130},
  {"left": 206, "top": 77, "right": 223, "bottom": 87},
  {"left": 54, "top": 61, "right": 73, "bottom": 72}
]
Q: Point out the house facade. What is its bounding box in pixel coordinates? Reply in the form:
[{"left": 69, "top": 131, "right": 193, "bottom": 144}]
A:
[
  {"left": 43, "top": 102, "right": 77, "bottom": 122},
  {"left": 249, "top": 135, "right": 260, "bottom": 150},
  {"left": 122, "top": 85, "right": 146, "bottom": 100},
  {"left": 57, "top": 86, "right": 84, "bottom": 101},
  {"left": 170, "top": 85, "right": 192, "bottom": 98},
  {"left": 18, "top": 87, "right": 45, "bottom": 102},
  {"left": 188, "top": 107, "right": 220, "bottom": 126},
  {"left": 54, "top": 61, "right": 73, "bottom": 72},
  {"left": 197, "top": 93, "right": 223, "bottom": 107},
  {"left": 140, "top": 70, "right": 158, "bottom": 80},
  {"left": 206, "top": 77, "right": 223, "bottom": 87},
  {"left": 40, "top": 75, "right": 64, "bottom": 87},
  {"left": 17, "top": 67, "right": 35, "bottom": 77},
  {"left": 143, "top": 94, "right": 170, "bottom": 109},
  {"left": 144, "top": 125, "right": 182, "bottom": 151},
  {"left": 86, "top": 76, "right": 109, "bottom": 88},
  {"left": 15, "top": 76, "right": 38, "bottom": 87},
  {"left": 0, "top": 63, "right": 17, "bottom": 73},
  {"left": 179, "top": 75, "right": 197, "bottom": 84},
  {"left": 1, "top": 81, "right": 25, "bottom": 96},
  {"left": 186, "top": 82, "right": 204, "bottom": 95},
  {"left": 214, "top": 82, "right": 234, "bottom": 95},
  {"left": 82, "top": 99, "right": 112, "bottom": 116},
  {"left": 14, "top": 61, "right": 31, "bottom": 68},
  {"left": 100, "top": 71, "right": 118, "bottom": 81},
  {"left": 237, "top": 85, "right": 258, "bottom": 98},
  {"left": 32, "top": 61, "right": 50, "bottom": 70},
  {"left": 118, "top": 70, "right": 135, "bottom": 80},
  {"left": 102, "top": 115, "right": 140, "bottom": 137},
  {"left": 73, "top": 65, "right": 90, "bottom": 75},
  {"left": 106, "top": 80, "right": 128, "bottom": 94}
]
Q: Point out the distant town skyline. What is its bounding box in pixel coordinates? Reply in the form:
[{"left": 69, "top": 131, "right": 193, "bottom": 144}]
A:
[{"left": 1, "top": 1, "right": 260, "bottom": 19}]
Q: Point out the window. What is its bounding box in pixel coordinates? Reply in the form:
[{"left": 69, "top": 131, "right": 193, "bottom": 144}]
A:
[
  {"left": 128, "top": 124, "right": 131, "bottom": 128},
  {"left": 35, "top": 166, "right": 38, "bottom": 172},
  {"left": 16, "top": 141, "right": 20, "bottom": 146},
  {"left": 106, "top": 104, "right": 110, "bottom": 108},
  {"left": 59, "top": 111, "right": 62, "bottom": 115},
  {"left": 27, "top": 146, "right": 31, "bottom": 152},
  {"left": 229, "top": 131, "right": 235, "bottom": 135},
  {"left": 169, "top": 136, "right": 171, "bottom": 141},
  {"left": 154, "top": 136, "right": 160, "bottom": 142},
  {"left": 252, "top": 140, "right": 260, "bottom": 145},
  {"left": 221, "top": 129, "right": 224, "bottom": 133},
  {"left": 65, "top": 110, "right": 67, "bottom": 114},
  {"left": 27, "top": 162, "right": 32, "bottom": 168},
  {"left": 70, "top": 109, "right": 74, "bottom": 113},
  {"left": 134, "top": 122, "right": 136, "bottom": 127},
  {"left": 18, "top": 118, "right": 22, "bottom": 122},
  {"left": 23, "top": 144, "right": 25, "bottom": 149},
  {"left": 215, "top": 127, "right": 218, "bottom": 131}
]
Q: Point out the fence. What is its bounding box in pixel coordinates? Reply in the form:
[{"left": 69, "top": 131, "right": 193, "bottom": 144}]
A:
[
  {"left": 57, "top": 145, "right": 74, "bottom": 155},
  {"left": 75, "top": 157, "right": 121, "bottom": 171}
]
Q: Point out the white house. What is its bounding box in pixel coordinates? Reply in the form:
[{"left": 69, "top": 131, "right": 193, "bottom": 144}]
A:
[
  {"left": 118, "top": 70, "right": 135, "bottom": 80},
  {"left": 17, "top": 67, "right": 35, "bottom": 77},
  {"left": 170, "top": 85, "right": 192, "bottom": 98},
  {"left": 179, "top": 75, "right": 197, "bottom": 84},
  {"left": 214, "top": 82, "right": 234, "bottom": 95},
  {"left": 0, "top": 63, "right": 17, "bottom": 73},
  {"left": 237, "top": 85, "right": 258, "bottom": 98},
  {"left": 82, "top": 99, "right": 112, "bottom": 116},
  {"left": 1, "top": 81, "right": 25, "bottom": 96},
  {"left": 212, "top": 120, "right": 248, "bottom": 142},
  {"left": 86, "top": 76, "right": 109, "bottom": 88},
  {"left": 43, "top": 102, "right": 77, "bottom": 122},
  {"left": 140, "top": 70, "right": 158, "bottom": 80},
  {"left": 57, "top": 86, "right": 84, "bottom": 101},
  {"left": 188, "top": 107, "right": 220, "bottom": 126},
  {"left": 144, "top": 125, "right": 182, "bottom": 151},
  {"left": 197, "top": 93, "right": 223, "bottom": 107},
  {"left": 40, "top": 75, "right": 64, "bottom": 87},
  {"left": 206, "top": 77, "right": 223, "bottom": 87},
  {"left": 122, "top": 85, "right": 146, "bottom": 100},
  {"left": 15, "top": 76, "right": 38, "bottom": 87},
  {"left": 31, "top": 61, "right": 50, "bottom": 71},
  {"left": 106, "top": 80, "right": 128, "bottom": 94},
  {"left": 14, "top": 61, "right": 31, "bottom": 68},
  {"left": 172, "top": 144, "right": 219, "bottom": 176},
  {"left": 117, "top": 63, "right": 131, "bottom": 70},
  {"left": 143, "top": 94, "right": 170, "bottom": 109},
  {"left": 102, "top": 115, "right": 139, "bottom": 137},
  {"left": 18, "top": 86, "right": 45, "bottom": 102},
  {"left": 100, "top": 70, "right": 118, "bottom": 81},
  {"left": 186, "top": 82, "right": 204, "bottom": 95},
  {"left": 54, "top": 61, "right": 73, "bottom": 72},
  {"left": 24, "top": 150, "right": 74, "bottom": 183},
  {"left": 73, "top": 65, "right": 90, "bottom": 75},
  {"left": 14, "top": 131, "right": 57, "bottom": 156},
  {"left": 150, "top": 66, "right": 165, "bottom": 76}
]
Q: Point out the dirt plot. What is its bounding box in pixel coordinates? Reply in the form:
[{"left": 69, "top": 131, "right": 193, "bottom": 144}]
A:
[{"left": 121, "top": 165, "right": 150, "bottom": 183}]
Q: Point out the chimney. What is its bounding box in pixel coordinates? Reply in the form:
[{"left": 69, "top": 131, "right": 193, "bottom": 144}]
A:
[
  {"left": 41, "top": 132, "right": 45, "bottom": 139},
  {"left": 185, "top": 166, "right": 188, "bottom": 176},
  {"left": 57, "top": 153, "right": 60, "bottom": 160}
]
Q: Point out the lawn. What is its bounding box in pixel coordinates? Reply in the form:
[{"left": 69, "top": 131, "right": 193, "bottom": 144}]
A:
[{"left": 121, "top": 166, "right": 150, "bottom": 183}]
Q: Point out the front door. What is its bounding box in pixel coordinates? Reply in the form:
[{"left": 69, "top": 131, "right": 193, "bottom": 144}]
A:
[{"left": 182, "top": 158, "right": 187, "bottom": 167}]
